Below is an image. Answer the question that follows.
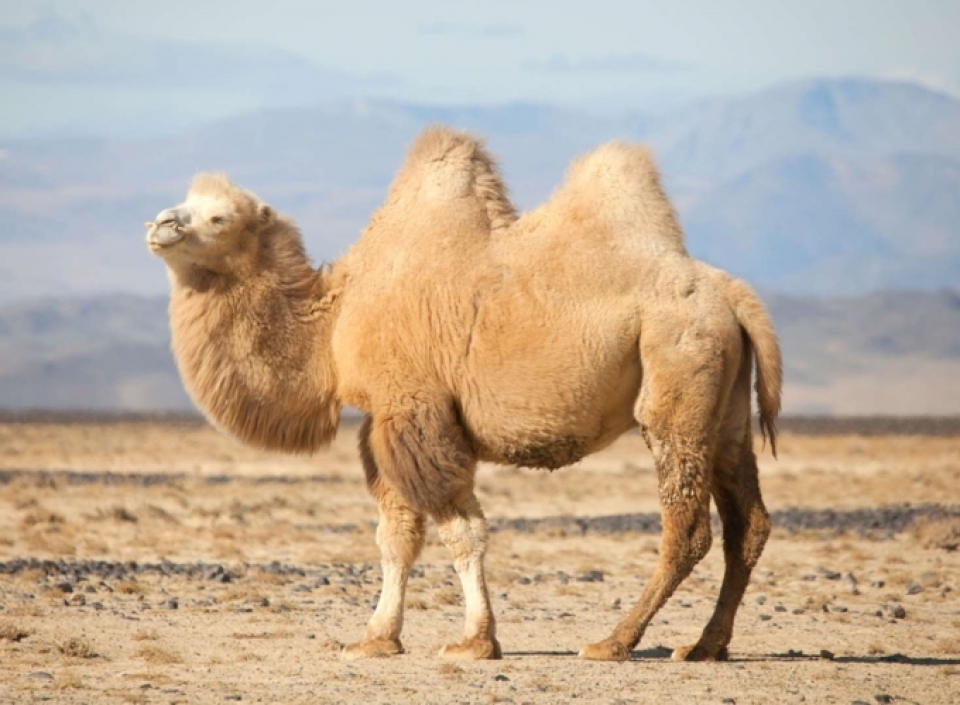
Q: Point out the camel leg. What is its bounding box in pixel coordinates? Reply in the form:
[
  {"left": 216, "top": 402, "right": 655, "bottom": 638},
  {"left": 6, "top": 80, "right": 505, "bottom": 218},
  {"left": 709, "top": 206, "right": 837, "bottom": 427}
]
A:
[
  {"left": 342, "top": 421, "right": 426, "bottom": 660},
  {"left": 673, "top": 422, "right": 770, "bottom": 661},
  {"left": 431, "top": 490, "right": 501, "bottom": 660},
  {"left": 581, "top": 340, "right": 724, "bottom": 662}
]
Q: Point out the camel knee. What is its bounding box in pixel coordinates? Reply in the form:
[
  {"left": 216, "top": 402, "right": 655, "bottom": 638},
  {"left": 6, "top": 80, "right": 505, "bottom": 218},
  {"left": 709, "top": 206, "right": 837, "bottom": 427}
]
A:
[
  {"left": 435, "top": 500, "right": 490, "bottom": 566},
  {"left": 664, "top": 508, "right": 713, "bottom": 573},
  {"left": 742, "top": 508, "right": 771, "bottom": 568},
  {"left": 376, "top": 499, "right": 426, "bottom": 568}
]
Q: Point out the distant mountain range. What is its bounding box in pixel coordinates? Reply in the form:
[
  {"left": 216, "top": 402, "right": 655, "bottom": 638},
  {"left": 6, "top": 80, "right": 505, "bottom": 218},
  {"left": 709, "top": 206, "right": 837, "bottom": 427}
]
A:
[
  {"left": 1, "top": 76, "right": 959, "bottom": 301},
  {"left": 2, "top": 291, "right": 959, "bottom": 415}
]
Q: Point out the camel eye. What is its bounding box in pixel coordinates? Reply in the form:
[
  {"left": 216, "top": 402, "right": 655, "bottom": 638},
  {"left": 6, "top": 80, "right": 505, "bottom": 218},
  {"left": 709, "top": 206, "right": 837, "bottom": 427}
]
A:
[{"left": 210, "top": 216, "right": 225, "bottom": 225}]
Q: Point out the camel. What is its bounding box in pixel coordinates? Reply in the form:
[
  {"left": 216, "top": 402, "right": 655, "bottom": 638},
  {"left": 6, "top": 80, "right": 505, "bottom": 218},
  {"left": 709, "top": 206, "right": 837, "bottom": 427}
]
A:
[{"left": 145, "top": 126, "right": 781, "bottom": 663}]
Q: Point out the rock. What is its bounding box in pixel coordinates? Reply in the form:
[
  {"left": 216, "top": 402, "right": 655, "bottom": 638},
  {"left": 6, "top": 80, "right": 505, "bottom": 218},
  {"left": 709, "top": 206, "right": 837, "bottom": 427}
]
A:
[
  {"left": 801, "top": 574, "right": 817, "bottom": 582},
  {"left": 315, "top": 576, "right": 330, "bottom": 587},
  {"left": 494, "top": 674, "right": 510, "bottom": 682},
  {"left": 577, "top": 570, "right": 604, "bottom": 583},
  {"left": 28, "top": 671, "right": 53, "bottom": 680},
  {"left": 874, "top": 696, "right": 893, "bottom": 704},
  {"left": 756, "top": 595, "right": 767, "bottom": 605},
  {"left": 906, "top": 583, "right": 923, "bottom": 595},
  {"left": 774, "top": 605, "right": 787, "bottom": 613},
  {"left": 166, "top": 598, "right": 179, "bottom": 609},
  {"left": 759, "top": 614, "right": 772, "bottom": 621},
  {"left": 56, "top": 582, "right": 74, "bottom": 593},
  {"left": 833, "top": 605, "right": 848, "bottom": 613},
  {"left": 515, "top": 577, "right": 531, "bottom": 585},
  {"left": 611, "top": 598, "right": 621, "bottom": 610},
  {"left": 844, "top": 573, "right": 860, "bottom": 595},
  {"left": 870, "top": 580, "right": 885, "bottom": 589},
  {"left": 892, "top": 605, "right": 906, "bottom": 619},
  {"left": 69, "top": 593, "right": 86, "bottom": 606},
  {"left": 819, "top": 649, "right": 835, "bottom": 660},
  {"left": 818, "top": 568, "right": 842, "bottom": 581},
  {"left": 722, "top": 699, "right": 736, "bottom": 704},
  {"left": 792, "top": 608, "right": 805, "bottom": 615}
]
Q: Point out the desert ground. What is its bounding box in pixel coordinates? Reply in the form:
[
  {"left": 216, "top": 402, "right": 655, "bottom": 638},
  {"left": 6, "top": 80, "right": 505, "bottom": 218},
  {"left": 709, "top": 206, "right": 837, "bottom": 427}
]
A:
[{"left": 0, "top": 415, "right": 958, "bottom": 704}]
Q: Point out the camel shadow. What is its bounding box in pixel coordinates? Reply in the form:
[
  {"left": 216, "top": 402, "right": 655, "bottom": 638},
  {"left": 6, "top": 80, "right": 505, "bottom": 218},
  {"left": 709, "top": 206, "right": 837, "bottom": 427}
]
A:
[
  {"left": 505, "top": 647, "right": 673, "bottom": 660},
  {"left": 739, "top": 652, "right": 960, "bottom": 667},
  {"left": 503, "top": 649, "right": 960, "bottom": 666}
]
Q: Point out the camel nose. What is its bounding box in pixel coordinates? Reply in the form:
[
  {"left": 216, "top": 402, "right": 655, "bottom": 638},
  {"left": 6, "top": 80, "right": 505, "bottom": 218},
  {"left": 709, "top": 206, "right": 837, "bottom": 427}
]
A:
[{"left": 146, "top": 208, "right": 187, "bottom": 248}]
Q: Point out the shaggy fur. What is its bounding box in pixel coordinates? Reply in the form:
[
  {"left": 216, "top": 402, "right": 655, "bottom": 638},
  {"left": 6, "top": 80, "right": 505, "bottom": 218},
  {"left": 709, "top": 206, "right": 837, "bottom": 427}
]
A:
[{"left": 147, "top": 126, "right": 782, "bottom": 663}]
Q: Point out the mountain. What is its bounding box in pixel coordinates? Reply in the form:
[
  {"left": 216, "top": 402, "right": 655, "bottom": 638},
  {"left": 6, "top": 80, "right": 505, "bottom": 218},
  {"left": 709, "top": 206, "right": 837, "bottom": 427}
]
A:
[
  {"left": 1, "top": 77, "right": 959, "bottom": 301},
  {"left": 2, "top": 291, "right": 959, "bottom": 415}
]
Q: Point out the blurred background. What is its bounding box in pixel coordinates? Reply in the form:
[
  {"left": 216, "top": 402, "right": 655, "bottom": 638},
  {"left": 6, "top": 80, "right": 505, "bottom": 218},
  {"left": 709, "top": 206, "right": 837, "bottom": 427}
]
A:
[{"left": 1, "top": 0, "right": 958, "bottom": 415}]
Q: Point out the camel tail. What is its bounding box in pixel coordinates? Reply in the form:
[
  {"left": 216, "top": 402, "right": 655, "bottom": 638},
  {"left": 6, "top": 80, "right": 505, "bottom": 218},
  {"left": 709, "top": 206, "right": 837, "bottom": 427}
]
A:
[{"left": 727, "top": 278, "right": 782, "bottom": 457}]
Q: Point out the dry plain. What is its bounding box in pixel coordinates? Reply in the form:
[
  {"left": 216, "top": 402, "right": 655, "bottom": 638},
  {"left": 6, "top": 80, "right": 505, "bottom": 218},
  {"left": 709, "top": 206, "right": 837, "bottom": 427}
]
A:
[{"left": 0, "top": 417, "right": 958, "bottom": 704}]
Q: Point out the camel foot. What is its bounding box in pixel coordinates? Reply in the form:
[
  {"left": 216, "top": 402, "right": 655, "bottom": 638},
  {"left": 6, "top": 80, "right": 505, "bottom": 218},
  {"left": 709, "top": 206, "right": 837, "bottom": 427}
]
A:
[
  {"left": 439, "top": 637, "right": 502, "bottom": 660},
  {"left": 671, "top": 643, "right": 729, "bottom": 662},
  {"left": 578, "top": 638, "right": 631, "bottom": 662},
  {"left": 340, "top": 638, "right": 404, "bottom": 660}
]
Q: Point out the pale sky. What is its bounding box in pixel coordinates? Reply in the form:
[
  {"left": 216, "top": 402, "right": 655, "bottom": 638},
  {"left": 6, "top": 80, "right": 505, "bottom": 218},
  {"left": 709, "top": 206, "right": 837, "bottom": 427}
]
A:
[{"left": 2, "top": 0, "right": 959, "bottom": 137}]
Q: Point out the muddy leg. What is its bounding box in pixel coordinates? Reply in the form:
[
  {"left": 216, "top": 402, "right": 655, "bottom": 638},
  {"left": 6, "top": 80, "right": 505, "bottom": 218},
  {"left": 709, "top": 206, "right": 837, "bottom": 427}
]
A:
[
  {"left": 580, "top": 432, "right": 713, "bottom": 661},
  {"left": 342, "top": 421, "right": 426, "bottom": 660},
  {"left": 432, "top": 491, "right": 501, "bottom": 660},
  {"left": 673, "top": 433, "right": 770, "bottom": 661}
]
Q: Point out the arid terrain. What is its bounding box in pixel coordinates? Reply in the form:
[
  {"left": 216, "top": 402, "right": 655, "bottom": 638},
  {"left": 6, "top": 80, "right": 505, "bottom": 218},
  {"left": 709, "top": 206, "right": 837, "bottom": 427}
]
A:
[{"left": 0, "top": 416, "right": 958, "bottom": 704}]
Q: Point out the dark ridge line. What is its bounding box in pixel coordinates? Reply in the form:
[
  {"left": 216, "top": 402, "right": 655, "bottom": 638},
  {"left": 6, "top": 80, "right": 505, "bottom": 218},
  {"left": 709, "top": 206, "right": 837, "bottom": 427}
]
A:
[
  {"left": 490, "top": 503, "right": 960, "bottom": 538},
  {"left": 1, "top": 502, "right": 956, "bottom": 581},
  {"left": 1, "top": 410, "right": 959, "bottom": 436},
  {"left": 0, "top": 506, "right": 954, "bottom": 580},
  {"left": 0, "top": 469, "right": 345, "bottom": 486}
]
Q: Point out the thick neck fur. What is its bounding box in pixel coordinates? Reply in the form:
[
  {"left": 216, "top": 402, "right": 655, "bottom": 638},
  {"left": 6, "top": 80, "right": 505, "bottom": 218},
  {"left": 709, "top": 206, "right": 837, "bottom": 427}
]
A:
[{"left": 167, "top": 218, "right": 342, "bottom": 453}]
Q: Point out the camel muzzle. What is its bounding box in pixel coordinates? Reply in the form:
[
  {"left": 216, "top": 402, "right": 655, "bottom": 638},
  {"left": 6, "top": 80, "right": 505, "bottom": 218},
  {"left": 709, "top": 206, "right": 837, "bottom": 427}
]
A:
[{"left": 145, "top": 209, "right": 187, "bottom": 250}]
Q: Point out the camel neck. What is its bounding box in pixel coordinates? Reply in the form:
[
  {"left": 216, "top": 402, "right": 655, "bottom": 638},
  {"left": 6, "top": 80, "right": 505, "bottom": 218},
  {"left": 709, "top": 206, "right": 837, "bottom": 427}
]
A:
[{"left": 167, "top": 256, "right": 342, "bottom": 454}]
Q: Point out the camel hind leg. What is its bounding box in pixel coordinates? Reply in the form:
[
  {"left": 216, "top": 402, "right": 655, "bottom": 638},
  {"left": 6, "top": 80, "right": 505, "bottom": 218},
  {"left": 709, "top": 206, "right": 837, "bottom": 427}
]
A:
[
  {"left": 674, "top": 364, "right": 771, "bottom": 661},
  {"left": 580, "top": 339, "right": 725, "bottom": 661}
]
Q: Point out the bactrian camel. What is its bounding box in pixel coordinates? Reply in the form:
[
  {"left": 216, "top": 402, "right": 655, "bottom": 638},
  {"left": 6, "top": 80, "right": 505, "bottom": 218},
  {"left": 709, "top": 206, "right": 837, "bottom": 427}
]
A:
[{"left": 145, "top": 126, "right": 781, "bottom": 662}]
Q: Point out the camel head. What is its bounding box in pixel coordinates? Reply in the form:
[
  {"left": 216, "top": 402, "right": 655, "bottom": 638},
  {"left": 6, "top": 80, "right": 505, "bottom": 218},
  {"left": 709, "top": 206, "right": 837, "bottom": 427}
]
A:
[{"left": 145, "top": 172, "right": 275, "bottom": 276}]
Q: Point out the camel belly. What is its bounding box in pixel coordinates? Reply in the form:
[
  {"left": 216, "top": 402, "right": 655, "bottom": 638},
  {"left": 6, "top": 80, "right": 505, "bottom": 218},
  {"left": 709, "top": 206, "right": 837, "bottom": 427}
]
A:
[{"left": 464, "top": 355, "right": 641, "bottom": 469}]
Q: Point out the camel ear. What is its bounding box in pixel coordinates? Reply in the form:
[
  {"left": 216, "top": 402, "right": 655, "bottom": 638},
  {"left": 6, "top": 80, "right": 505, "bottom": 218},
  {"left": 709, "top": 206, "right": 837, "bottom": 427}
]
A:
[{"left": 258, "top": 204, "right": 274, "bottom": 223}]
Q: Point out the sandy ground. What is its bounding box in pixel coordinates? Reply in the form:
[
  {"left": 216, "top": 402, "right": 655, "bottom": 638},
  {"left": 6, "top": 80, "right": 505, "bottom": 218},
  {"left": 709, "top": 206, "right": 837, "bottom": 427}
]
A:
[{"left": 0, "top": 420, "right": 958, "bottom": 704}]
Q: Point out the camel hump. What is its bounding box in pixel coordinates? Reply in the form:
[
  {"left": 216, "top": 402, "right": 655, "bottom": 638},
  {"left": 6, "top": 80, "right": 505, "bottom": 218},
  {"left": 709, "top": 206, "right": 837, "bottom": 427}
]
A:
[
  {"left": 558, "top": 142, "right": 686, "bottom": 252},
  {"left": 389, "top": 125, "right": 517, "bottom": 231}
]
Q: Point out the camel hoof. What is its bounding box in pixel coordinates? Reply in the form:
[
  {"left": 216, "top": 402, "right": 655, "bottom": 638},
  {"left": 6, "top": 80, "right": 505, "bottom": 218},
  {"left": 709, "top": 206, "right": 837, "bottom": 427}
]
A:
[
  {"left": 671, "top": 643, "right": 729, "bottom": 662},
  {"left": 439, "top": 637, "right": 502, "bottom": 660},
  {"left": 578, "top": 638, "right": 631, "bottom": 662},
  {"left": 340, "top": 638, "right": 404, "bottom": 660}
]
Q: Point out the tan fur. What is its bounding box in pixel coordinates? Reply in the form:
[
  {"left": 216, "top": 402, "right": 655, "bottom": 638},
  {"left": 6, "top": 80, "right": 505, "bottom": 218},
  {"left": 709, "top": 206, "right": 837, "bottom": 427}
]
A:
[
  {"left": 148, "top": 126, "right": 781, "bottom": 663},
  {"left": 147, "top": 174, "right": 342, "bottom": 454}
]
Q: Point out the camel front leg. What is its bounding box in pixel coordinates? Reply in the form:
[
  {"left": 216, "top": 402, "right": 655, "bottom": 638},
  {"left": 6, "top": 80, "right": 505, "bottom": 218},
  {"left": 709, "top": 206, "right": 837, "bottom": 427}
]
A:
[
  {"left": 432, "top": 491, "right": 501, "bottom": 660},
  {"left": 342, "top": 420, "right": 426, "bottom": 660},
  {"left": 342, "top": 490, "right": 425, "bottom": 659}
]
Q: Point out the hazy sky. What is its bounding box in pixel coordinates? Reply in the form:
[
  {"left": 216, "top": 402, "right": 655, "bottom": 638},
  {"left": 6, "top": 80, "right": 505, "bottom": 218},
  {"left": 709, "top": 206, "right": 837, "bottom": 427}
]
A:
[{"left": 2, "top": 0, "right": 959, "bottom": 138}]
